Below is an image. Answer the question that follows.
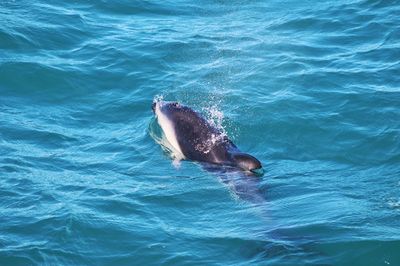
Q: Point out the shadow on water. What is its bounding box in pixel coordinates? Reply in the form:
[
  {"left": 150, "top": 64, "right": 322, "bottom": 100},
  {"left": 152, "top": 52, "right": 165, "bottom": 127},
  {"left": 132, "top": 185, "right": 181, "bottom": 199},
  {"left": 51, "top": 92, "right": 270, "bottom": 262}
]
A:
[{"left": 200, "top": 163, "right": 266, "bottom": 204}]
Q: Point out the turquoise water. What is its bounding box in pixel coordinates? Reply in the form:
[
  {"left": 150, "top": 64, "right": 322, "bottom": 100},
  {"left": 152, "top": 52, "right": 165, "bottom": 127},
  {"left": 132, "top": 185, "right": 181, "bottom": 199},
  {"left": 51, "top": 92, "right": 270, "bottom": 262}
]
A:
[{"left": 1, "top": 0, "right": 400, "bottom": 265}]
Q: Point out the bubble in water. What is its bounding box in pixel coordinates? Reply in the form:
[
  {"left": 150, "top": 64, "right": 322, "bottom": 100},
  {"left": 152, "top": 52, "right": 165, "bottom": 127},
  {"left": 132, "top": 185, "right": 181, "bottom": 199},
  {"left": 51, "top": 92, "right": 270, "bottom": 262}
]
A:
[{"left": 153, "top": 94, "right": 164, "bottom": 103}]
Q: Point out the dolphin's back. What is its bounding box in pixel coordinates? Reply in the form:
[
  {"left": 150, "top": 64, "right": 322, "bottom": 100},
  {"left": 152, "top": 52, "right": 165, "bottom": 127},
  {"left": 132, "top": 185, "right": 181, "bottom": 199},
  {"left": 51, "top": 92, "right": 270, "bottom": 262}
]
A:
[{"left": 171, "top": 107, "right": 234, "bottom": 164}]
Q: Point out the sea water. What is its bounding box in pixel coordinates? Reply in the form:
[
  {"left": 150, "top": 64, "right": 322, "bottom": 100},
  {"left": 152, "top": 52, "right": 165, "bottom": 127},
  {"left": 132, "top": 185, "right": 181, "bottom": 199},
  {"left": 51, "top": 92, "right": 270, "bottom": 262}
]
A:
[{"left": 1, "top": 0, "right": 399, "bottom": 265}]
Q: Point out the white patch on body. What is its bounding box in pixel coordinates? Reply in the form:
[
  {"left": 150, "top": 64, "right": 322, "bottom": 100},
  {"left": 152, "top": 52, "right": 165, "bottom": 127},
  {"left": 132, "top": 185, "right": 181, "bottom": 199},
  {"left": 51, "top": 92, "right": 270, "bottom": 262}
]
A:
[{"left": 155, "top": 102, "right": 185, "bottom": 161}]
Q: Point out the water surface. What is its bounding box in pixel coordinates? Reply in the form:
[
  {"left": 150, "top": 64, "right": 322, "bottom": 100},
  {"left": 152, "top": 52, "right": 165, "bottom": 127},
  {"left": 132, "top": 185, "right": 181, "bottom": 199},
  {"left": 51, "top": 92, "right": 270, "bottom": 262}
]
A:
[{"left": 1, "top": 0, "right": 400, "bottom": 265}]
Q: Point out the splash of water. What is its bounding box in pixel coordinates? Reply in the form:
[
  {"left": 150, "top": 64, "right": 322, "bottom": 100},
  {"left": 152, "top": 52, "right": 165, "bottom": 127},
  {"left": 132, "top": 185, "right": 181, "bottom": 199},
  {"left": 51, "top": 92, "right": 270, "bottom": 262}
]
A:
[
  {"left": 193, "top": 105, "right": 229, "bottom": 154},
  {"left": 153, "top": 94, "right": 164, "bottom": 103}
]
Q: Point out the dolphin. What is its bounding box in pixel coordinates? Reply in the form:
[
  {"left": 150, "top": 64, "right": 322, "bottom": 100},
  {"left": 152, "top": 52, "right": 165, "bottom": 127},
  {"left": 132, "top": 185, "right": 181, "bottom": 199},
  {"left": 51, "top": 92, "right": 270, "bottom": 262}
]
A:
[{"left": 152, "top": 100, "right": 262, "bottom": 174}]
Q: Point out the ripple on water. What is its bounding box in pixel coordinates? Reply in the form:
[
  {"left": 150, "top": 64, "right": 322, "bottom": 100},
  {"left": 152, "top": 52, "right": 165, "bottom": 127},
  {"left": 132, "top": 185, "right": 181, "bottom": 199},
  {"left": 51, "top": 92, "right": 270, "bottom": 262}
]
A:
[{"left": 1, "top": 0, "right": 400, "bottom": 265}]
